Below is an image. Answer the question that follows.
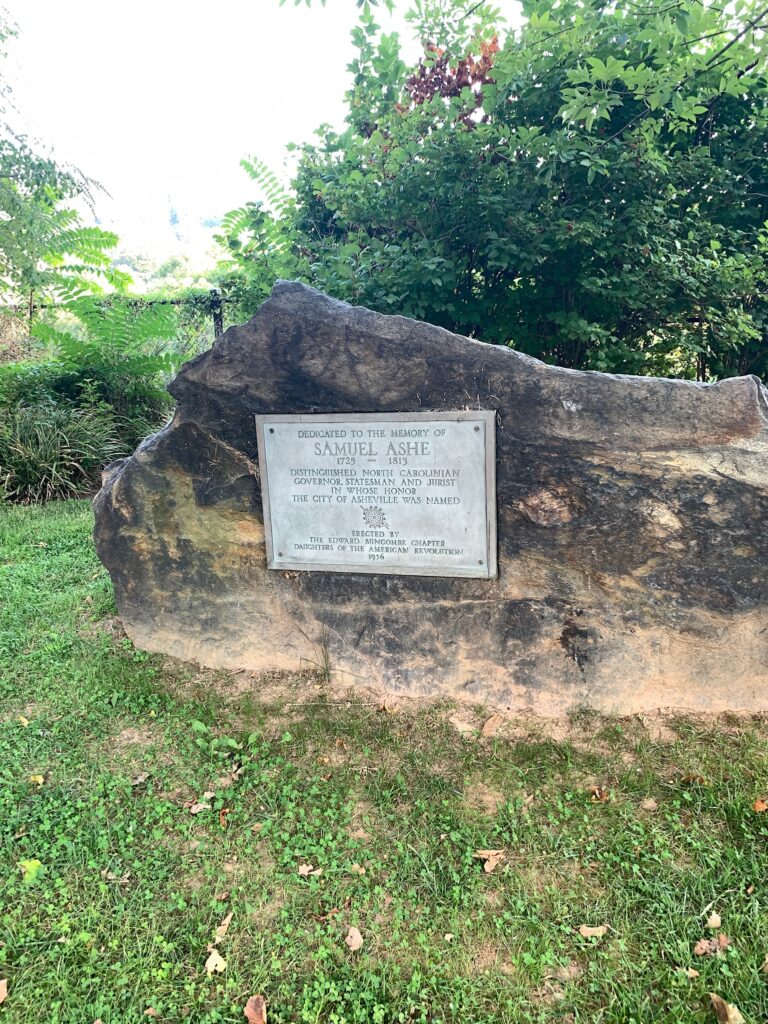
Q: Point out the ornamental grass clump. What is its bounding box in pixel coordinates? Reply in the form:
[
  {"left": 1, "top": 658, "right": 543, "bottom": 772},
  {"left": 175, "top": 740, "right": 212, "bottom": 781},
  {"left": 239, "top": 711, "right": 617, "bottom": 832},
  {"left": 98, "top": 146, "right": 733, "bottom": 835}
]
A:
[{"left": 0, "top": 399, "right": 125, "bottom": 503}]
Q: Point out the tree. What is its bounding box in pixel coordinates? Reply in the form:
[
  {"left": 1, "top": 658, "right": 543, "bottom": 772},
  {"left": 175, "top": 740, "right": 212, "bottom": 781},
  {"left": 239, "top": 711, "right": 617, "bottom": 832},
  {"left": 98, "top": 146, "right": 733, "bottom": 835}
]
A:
[{"left": 227, "top": 0, "right": 768, "bottom": 381}]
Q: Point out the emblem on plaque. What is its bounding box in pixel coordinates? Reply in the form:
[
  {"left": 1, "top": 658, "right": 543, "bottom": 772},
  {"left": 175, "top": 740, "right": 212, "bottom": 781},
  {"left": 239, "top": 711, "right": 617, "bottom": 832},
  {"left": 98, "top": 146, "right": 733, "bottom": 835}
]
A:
[{"left": 362, "top": 505, "right": 388, "bottom": 529}]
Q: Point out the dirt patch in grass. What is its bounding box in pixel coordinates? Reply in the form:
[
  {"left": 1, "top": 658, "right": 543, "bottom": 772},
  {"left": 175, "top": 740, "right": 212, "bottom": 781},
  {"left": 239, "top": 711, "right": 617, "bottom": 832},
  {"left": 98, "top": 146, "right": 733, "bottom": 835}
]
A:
[
  {"left": 465, "top": 781, "right": 506, "bottom": 816},
  {"left": 348, "top": 799, "right": 376, "bottom": 841},
  {"left": 78, "top": 613, "right": 127, "bottom": 642},
  {"left": 112, "top": 724, "right": 162, "bottom": 750}
]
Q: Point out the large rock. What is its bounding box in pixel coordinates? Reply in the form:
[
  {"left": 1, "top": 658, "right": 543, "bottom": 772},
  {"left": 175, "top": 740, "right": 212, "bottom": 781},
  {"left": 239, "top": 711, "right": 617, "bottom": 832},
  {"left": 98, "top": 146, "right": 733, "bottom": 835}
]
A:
[{"left": 93, "top": 282, "right": 768, "bottom": 714}]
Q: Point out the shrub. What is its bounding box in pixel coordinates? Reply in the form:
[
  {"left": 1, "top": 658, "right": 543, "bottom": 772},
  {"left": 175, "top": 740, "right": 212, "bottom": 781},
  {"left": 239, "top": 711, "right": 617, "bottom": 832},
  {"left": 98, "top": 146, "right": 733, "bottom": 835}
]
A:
[{"left": 0, "top": 398, "right": 126, "bottom": 503}]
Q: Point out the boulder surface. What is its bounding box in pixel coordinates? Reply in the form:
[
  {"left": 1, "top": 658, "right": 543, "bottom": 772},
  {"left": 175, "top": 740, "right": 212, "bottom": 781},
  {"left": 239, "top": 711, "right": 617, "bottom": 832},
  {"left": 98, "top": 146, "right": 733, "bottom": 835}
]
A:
[{"left": 94, "top": 281, "right": 768, "bottom": 714}]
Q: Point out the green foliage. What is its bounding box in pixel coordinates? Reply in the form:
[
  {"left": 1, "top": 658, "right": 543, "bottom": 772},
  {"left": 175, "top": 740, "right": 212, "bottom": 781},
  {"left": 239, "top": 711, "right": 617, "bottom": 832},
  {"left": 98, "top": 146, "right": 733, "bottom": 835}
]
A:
[
  {"left": 0, "top": 298, "right": 179, "bottom": 504},
  {"left": 214, "top": 158, "right": 307, "bottom": 320},
  {"left": 32, "top": 296, "right": 180, "bottom": 379},
  {"left": 0, "top": 399, "right": 125, "bottom": 503},
  {"left": 244, "top": 0, "right": 768, "bottom": 381}
]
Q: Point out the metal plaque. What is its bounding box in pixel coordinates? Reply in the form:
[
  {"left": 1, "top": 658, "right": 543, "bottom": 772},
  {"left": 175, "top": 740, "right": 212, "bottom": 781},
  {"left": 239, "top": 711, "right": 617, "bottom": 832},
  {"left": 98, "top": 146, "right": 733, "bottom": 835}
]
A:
[{"left": 254, "top": 411, "right": 497, "bottom": 578}]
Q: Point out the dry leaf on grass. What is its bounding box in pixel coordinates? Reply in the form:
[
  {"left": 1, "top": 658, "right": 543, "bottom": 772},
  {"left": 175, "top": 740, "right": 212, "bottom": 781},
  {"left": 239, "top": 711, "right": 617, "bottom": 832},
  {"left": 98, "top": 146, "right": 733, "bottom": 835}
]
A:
[
  {"left": 298, "top": 863, "right": 323, "bottom": 877},
  {"left": 219, "top": 808, "right": 232, "bottom": 828},
  {"left": 709, "top": 993, "right": 745, "bottom": 1024},
  {"left": 18, "top": 716, "right": 29, "bottom": 728},
  {"left": 28, "top": 774, "right": 45, "bottom": 788},
  {"left": 216, "top": 766, "right": 244, "bottom": 789},
  {"left": 694, "top": 934, "right": 732, "bottom": 956},
  {"left": 345, "top": 926, "right": 363, "bottom": 952},
  {"left": 677, "top": 967, "right": 700, "bottom": 979},
  {"left": 0, "top": 979, "right": 6, "bottom": 1004},
  {"left": 100, "top": 869, "right": 130, "bottom": 885},
  {"left": 214, "top": 912, "right": 233, "bottom": 943},
  {"left": 144, "top": 1010, "right": 160, "bottom": 1019},
  {"left": 188, "top": 802, "right": 210, "bottom": 815},
  {"left": 706, "top": 912, "right": 722, "bottom": 930},
  {"left": 349, "top": 863, "right": 366, "bottom": 876},
  {"left": 578, "top": 925, "right": 608, "bottom": 939},
  {"left": 754, "top": 798, "right": 768, "bottom": 813},
  {"left": 641, "top": 797, "right": 658, "bottom": 811},
  {"left": 131, "top": 772, "right": 150, "bottom": 787},
  {"left": 204, "top": 948, "right": 227, "bottom": 974},
  {"left": 244, "top": 994, "right": 267, "bottom": 1024},
  {"left": 449, "top": 714, "right": 478, "bottom": 736},
  {"left": 473, "top": 849, "right": 506, "bottom": 873},
  {"left": 481, "top": 714, "right": 504, "bottom": 738},
  {"left": 590, "top": 786, "right": 610, "bottom": 803}
]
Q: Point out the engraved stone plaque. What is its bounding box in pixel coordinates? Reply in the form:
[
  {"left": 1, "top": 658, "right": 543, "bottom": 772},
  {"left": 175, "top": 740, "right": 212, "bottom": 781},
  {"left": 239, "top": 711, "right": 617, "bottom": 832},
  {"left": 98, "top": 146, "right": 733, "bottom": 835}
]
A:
[{"left": 255, "top": 411, "right": 497, "bottom": 578}]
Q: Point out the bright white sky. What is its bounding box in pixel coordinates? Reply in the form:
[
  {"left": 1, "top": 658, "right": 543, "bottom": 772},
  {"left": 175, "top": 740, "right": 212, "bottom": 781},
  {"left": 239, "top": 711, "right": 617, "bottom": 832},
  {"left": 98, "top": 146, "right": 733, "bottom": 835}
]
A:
[
  {"left": 2, "top": 0, "right": 420, "bottom": 261},
  {"left": 2, "top": 1, "right": 517, "bottom": 265}
]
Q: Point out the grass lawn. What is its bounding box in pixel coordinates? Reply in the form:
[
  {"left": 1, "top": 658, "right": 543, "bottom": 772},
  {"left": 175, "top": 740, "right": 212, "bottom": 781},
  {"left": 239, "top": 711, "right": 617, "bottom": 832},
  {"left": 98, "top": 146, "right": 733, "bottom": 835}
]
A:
[{"left": 1, "top": 500, "right": 768, "bottom": 1022}]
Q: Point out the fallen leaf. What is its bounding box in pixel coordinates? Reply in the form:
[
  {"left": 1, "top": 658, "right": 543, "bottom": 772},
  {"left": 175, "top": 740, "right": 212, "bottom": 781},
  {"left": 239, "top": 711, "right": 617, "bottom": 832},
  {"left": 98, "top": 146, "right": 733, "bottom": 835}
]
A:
[
  {"left": 706, "top": 912, "right": 722, "bottom": 930},
  {"left": 144, "top": 1010, "right": 160, "bottom": 1018},
  {"left": 188, "top": 802, "right": 211, "bottom": 815},
  {"left": 202, "top": 790, "right": 216, "bottom": 801},
  {"left": 754, "top": 798, "right": 768, "bottom": 813},
  {"left": 579, "top": 924, "right": 608, "bottom": 939},
  {"left": 522, "top": 793, "right": 535, "bottom": 810},
  {"left": 215, "top": 889, "right": 231, "bottom": 902},
  {"left": 345, "top": 926, "right": 363, "bottom": 952},
  {"left": 219, "top": 807, "right": 232, "bottom": 828},
  {"left": 444, "top": 933, "right": 454, "bottom": 941},
  {"left": 0, "top": 979, "right": 6, "bottom": 1004},
  {"left": 746, "top": 884, "right": 755, "bottom": 895},
  {"left": 298, "top": 863, "right": 322, "bottom": 877},
  {"left": 590, "top": 786, "right": 610, "bottom": 803},
  {"left": 216, "top": 767, "right": 244, "bottom": 789},
  {"left": 709, "top": 993, "right": 745, "bottom": 1024},
  {"left": 28, "top": 774, "right": 45, "bottom": 788},
  {"left": 100, "top": 868, "right": 130, "bottom": 884},
  {"left": 250, "top": 822, "right": 264, "bottom": 834},
  {"left": 760, "top": 954, "right": 768, "bottom": 974},
  {"left": 681, "top": 773, "right": 707, "bottom": 785},
  {"left": 204, "top": 948, "right": 227, "bottom": 974},
  {"left": 214, "top": 911, "right": 233, "bottom": 943},
  {"left": 694, "top": 934, "right": 732, "bottom": 956},
  {"left": 244, "top": 994, "right": 267, "bottom": 1024},
  {"left": 677, "top": 967, "right": 700, "bottom": 979},
  {"left": 641, "top": 797, "right": 658, "bottom": 811},
  {"left": 349, "top": 863, "right": 366, "bottom": 876},
  {"left": 449, "top": 714, "right": 477, "bottom": 736},
  {"left": 18, "top": 716, "right": 29, "bottom": 728},
  {"left": 131, "top": 772, "right": 150, "bottom": 787},
  {"left": 481, "top": 714, "right": 504, "bottom": 738},
  {"left": 473, "top": 849, "right": 506, "bottom": 873}
]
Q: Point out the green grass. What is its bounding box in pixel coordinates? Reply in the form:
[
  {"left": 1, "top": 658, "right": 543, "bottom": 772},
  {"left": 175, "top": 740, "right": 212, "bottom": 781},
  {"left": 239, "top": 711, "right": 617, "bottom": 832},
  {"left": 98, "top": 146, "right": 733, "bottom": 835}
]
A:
[{"left": 2, "top": 500, "right": 768, "bottom": 1022}]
